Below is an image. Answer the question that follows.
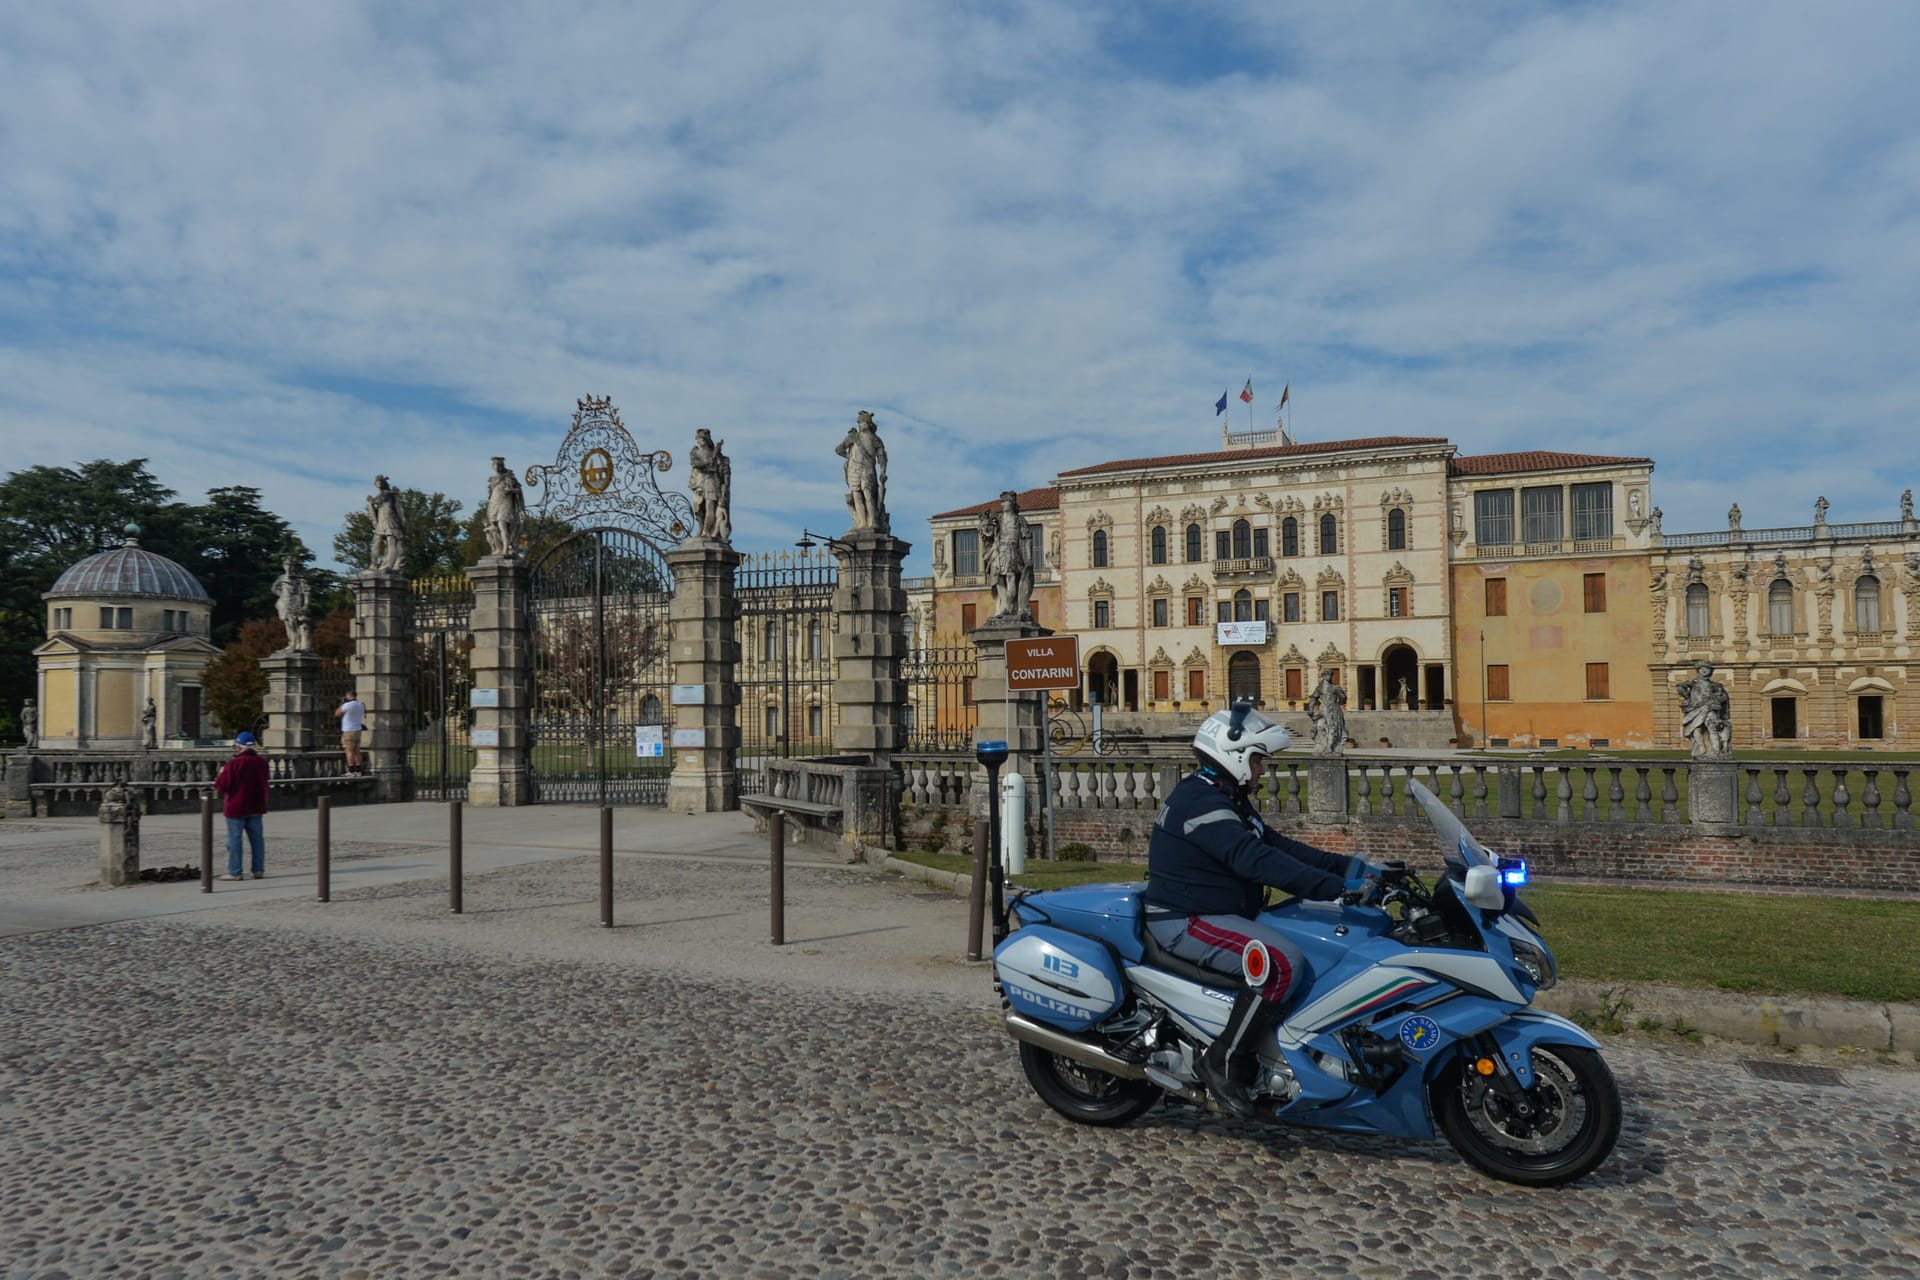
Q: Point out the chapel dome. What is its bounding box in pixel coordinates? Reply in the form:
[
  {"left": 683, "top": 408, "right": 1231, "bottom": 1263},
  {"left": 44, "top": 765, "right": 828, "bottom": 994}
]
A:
[{"left": 46, "top": 524, "right": 211, "bottom": 603}]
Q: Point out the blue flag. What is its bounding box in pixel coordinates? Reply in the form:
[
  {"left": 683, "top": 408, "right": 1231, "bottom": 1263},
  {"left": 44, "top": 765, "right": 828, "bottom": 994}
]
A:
[{"left": 1215, "top": 388, "right": 1228, "bottom": 415}]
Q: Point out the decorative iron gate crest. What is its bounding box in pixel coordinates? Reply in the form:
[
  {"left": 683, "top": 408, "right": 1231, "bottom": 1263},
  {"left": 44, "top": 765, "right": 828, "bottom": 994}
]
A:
[{"left": 524, "top": 395, "right": 695, "bottom": 541}]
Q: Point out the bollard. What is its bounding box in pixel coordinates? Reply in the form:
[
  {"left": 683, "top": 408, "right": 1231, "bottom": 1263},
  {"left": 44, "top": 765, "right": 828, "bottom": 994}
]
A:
[
  {"left": 450, "top": 800, "right": 463, "bottom": 915},
  {"left": 317, "top": 796, "right": 331, "bottom": 903},
  {"left": 200, "top": 796, "right": 214, "bottom": 892},
  {"left": 966, "top": 817, "right": 989, "bottom": 961},
  {"left": 770, "top": 811, "right": 785, "bottom": 946},
  {"left": 599, "top": 806, "right": 613, "bottom": 928}
]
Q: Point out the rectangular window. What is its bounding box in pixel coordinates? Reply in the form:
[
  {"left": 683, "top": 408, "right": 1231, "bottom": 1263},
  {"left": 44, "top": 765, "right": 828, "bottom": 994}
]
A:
[
  {"left": 1571, "top": 482, "right": 1614, "bottom": 540},
  {"left": 1474, "top": 489, "right": 1515, "bottom": 546},
  {"left": 1253, "top": 598, "right": 1269, "bottom": 622},
  {"left": 961, "top": 603, "right": 977, "bottom": 631},
  {"left": 765, "top": 705, "right": 781, "bottom": 738},
  {"left": 1152, "top": 597, "right": 1169, "bottom": 627},
  {"left": 1217, "top": 601, "right": 1231, "bottom": 623},
  {"left": 1285, "top": 668, "right": 1303, "bottom": 700},
  {"left": 951, "top": 529, "right": 980, "bottom": 576},
  {"left": 809, "top": 705, "right": 823, "bottom": 736},
  {"left": 1253, "top": 527, "right": 1270, "bottom": 559},
  {"left": 1521, "top": 485, "right": 1564, "bottom": 542},
  {"left": 1583, "top": 573, "right": 1607, "bottom": 613},
  {"left": 1857, "top": 586, "right": 1881, "bottom": 633},
  {"left": 1187, "top": 668, "right": 1206, "bottom": 700},
  {"left": 1152, "top": 669, "right": 1170, "bottom": 700},
  {"left": 1028, "top": 524, "right": 1046, "bottom": 575},
  {"left": 1321, "top": 591, "right": 1339, "bottom": 621},
  {"left": 1215, "top": 531, "right": 1231, "bottom": 560},
  {"left": 118, "top": 607, "right": 132, "bottom": 629},
  {"left": 1388, "top": 586, "right": 1407, "bottom": 618},
  {"left": 1485, "top": 578, "right": 1507, "bottom": 617},
  {"left": 1860, "top": 695, "right": 1884, "bottom": 740},
  {"left": 1186, "top": 597, "right": 1203, "bottom": 626},
  {"left": 1585, "top": 662, "right": 1610, "bottom": 700},
  {"left": 1283, "top": 592, "right": 1300, "bottom": 623},
  {"left": 54, "top": 607, "right": 71, "bottom": 629},
  {"left": 1093, "top": 599, "right": 1111, "bottom": 628},
  {"left": 1769, "top": 584, "right": 1794, "bottom": 636},
  {"left": 100, "top": 607, "right": 116, "bottom": 629},
  {"left": 1487, "top": 664, "right": 1511, "bottom": 701},
  {"left": 1771, "top": 696, "right": 1797, "bottom": 739}
]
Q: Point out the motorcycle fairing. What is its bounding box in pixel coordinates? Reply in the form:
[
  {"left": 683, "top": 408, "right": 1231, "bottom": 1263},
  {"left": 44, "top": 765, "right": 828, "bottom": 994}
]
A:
[
  {"left": 1125, "top": 964, "right": 1234, "bottom": 1040},
  {"left": 994, "top": 925, "right": 1127, "bottom": 1032},
  {"left": 1481, "top": 1011, "right": 1602, "bottom": 1089},
  {"left": 1379, "top": 949, "right": 1526, "bottom": 1004}
]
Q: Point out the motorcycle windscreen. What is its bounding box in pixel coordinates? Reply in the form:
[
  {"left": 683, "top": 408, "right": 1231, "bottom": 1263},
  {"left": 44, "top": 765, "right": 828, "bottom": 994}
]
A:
[
  {"left": 994, "top": 925, "right": 1126, "bottom": 1033},
  {"left": 1407, "top": 779, "right": 1497, "bottom": 876}
]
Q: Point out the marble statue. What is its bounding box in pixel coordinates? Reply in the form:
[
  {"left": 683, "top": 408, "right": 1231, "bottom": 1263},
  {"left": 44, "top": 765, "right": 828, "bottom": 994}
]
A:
[
  {"left": 1629, "top": 490, "right": 1642, "bottom": 519},
  {"left": 687, "top": 429, "right": 732, "bottom": 545},
  {"left": 1903, "top": 489, "right": 1914, "bottom": 522},
  {"left": 1814, "top": 495, "right": 1829, "bottom": 525},
  {"left": 1395, "top": 676, "right": 1412, "bottom": 707},
  {"left": 19, "top": 699, "right": 36, "bottom": 750},
  {"left": 835, "top": 410, "right": 890, "bottom": 533},
  {"left": 1727, "top": 503, "right": 1742, "bottom": 532},
  {"left": 272, "top": 555, "right": 313, "bottom": 651},
  {"left": 1649, "top": 507, "right": 1663, "bottom": 534},
  {"left": 140, "top": 698, "right": 157, "bottom": 750},
  {"left": 1677, "top": 661, "right": 1732, "bottom": 759},
  {"left": 1306, "top": 674, "right": 1347, "bottom": 756},
  {"left": 484, "top": 456, "right": 527, "bottom": 558},
  {"left": 367, "top": 475, "right": 408, "bottom": 572},
  {"left": 978, "top": 490, "right": 1034, "bottom": 621}
]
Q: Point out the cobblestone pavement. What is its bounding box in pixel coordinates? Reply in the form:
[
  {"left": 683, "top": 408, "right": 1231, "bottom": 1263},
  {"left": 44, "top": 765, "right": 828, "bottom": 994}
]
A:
[{"left": 3, "top": 855, "right": 1918, "bottom": 1279}]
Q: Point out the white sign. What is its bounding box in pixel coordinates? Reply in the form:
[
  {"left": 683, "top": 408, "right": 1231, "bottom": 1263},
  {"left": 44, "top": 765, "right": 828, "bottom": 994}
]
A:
[
  {"left": 672, "top": 727, "right": 707, "bottom": 748},
  {"left": 471, "top": 728, "right": 500, "bottom": 747},
  {"left": 634, "top": 725, "right": 664, "bottom": 758},
  {"left": 670, "top": 684, "right": 706, "bottom": 706},
  {"left": 1216, "top": 621, "right": 1269, "bottom": 646},
  {"left": 469, "top": 688, "right": 499, "bottom": 708}
]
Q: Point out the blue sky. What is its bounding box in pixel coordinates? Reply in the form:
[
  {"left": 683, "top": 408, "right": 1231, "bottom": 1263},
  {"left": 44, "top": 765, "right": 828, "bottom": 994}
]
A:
[{"left": 3, "top": 1, "right": 1917, "bottom": 573}]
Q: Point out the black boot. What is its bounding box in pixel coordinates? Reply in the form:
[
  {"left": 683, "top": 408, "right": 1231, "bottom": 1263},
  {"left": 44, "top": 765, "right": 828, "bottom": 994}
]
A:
[{"left": 1198, "top": 989, "right": 1283, "bottom": 1119}]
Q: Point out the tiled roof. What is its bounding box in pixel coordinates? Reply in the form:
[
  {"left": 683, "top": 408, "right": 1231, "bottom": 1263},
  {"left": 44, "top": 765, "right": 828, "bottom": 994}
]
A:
[
  {"left": 1056, "top": 436, "right": 1451, "bottom": 478},
  {"left": 46, "top": 539, "right": 210, "bottom": 601},
  {"left": 1449, "top": 451, "right": 1652, "bottom": 477},
  {"left": 931, "top": 486, "right": 1061, "bottom": 520}
]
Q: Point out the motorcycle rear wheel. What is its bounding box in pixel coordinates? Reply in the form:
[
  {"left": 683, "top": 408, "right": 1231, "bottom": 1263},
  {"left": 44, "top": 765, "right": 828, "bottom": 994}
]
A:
[
  {"left": 1432, "top": 1044, "right": 1621, "bottom": 1187},
  {"left": 1018, "top": 1042, "right": 1162, "bottom": 1126}
]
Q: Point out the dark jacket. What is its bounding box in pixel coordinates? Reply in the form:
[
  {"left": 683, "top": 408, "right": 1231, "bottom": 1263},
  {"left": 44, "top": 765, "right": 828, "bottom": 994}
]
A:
[
  {"left": 215, "top": 748, "right": 270, "bottom": 819},
  {"left": 1143, "top": 766, "right": 1357, "bottom": 916}
]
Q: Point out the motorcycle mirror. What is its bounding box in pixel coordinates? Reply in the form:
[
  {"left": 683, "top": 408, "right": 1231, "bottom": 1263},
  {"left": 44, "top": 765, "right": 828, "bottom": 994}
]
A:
[{"left": 1463, "top": 864, "right": 1505, "bottom": 911}]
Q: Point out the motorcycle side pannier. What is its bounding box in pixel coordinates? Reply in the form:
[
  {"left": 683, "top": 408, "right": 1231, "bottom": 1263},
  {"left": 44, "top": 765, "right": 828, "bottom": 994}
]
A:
[{"left": 994, "top": 925, "right": 1125, "bottom": 1032}]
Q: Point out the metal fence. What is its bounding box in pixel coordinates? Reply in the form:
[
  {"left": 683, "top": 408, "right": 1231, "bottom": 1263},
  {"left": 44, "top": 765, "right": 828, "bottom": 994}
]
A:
[
  {"left": 736, "top": 550, "right": 839, "bottom": 794},
  {"left": 411, "top": 574, "right": 475, "bottom": 802},
  {"left": 904, "top": 639, "right": 977, "bottom": 753}
]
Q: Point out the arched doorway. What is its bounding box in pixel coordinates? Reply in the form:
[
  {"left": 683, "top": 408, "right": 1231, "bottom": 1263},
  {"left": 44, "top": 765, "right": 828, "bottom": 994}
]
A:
[
  {"left": 1086, "top": 652, "right": 1120, "bottom": 709},
  {"left": 1382, "top": 644, "right": 1419, "bottom": 709},
  {"left": 1228, "top": 651, "right": 1262, "bottom": 705}
]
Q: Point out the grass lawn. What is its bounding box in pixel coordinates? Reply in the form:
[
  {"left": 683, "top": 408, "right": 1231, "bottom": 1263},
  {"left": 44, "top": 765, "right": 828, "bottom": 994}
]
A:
[{"left": 894, "top": 851, "right": 1920, "bottom": 1003}]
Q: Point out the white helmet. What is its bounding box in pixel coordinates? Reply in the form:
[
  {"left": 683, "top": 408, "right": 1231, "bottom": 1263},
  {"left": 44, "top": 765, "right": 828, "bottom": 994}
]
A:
[{"left": 1192, "top": 700, "right": 1293, "bottom": 787}]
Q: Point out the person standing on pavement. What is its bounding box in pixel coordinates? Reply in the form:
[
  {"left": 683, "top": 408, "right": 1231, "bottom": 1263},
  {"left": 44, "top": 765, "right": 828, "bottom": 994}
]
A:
[
  {"left": 214, "top": 731, "right": 270, "bottom": 881},
  {"left": 335, "top": 691, "right": 366, "bottom": 775}
]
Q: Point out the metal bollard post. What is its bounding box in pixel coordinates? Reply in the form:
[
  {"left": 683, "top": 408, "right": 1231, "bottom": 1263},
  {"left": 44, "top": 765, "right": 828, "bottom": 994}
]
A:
[
  {"left": 200, "top": 797, "right": 214, "bottom": 892},
  {"left": 449, "top": 800, "right": 463, "bottom": 915},
  {"left": 966, "top": 817, "right": 989, "bottom": 961},
  {"left": 317, "top": 796, "right": 331, "bottom": 903},
  {"left": 599, "top": 806, "right": 613, "bottom": 928},
  {"left": 770, "top": 811, "right": 785, "bottom": 946}
]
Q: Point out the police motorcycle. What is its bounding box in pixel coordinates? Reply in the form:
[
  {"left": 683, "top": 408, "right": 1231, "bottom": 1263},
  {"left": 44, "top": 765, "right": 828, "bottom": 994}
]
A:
[{"left": 991, "top": 779, "right": 1621, "bottom": 1186}]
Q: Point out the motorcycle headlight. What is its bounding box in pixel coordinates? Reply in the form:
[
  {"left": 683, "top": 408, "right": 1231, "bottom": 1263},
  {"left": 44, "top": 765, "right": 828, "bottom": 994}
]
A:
[{"left": 1510, "top": 938, "right": 1557, "bottom": 991}]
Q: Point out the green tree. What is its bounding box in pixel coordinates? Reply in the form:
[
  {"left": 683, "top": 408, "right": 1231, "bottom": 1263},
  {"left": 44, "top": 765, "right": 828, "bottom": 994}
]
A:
[
  {"left": 201, "top": 618, "right": 288, "bottom": 739},
  {"left": 175, "top": 486, "right": 308, "bottom": 647},
  {"left": 333, "top": 489, "right": 468, "bottom": 579}
]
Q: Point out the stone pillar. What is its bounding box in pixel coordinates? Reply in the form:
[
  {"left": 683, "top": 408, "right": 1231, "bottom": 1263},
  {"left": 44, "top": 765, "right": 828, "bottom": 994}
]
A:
[
  {"left": 260, "top": 651, "right": 321, "bottom": 762},
  {"left": 1688, "top": 759, "right": 1738, "bottom": 825},
  {"left": 351, "top": 569, "right": 414, "bottom": 803},
  {"left": 6, "top": 751, "right": 34, "bottom": 819},
  {"left": 98, "top": 786, "right": 140, "bottom": 886},
  {"left": 1307, "top": 757, "right": 1349, "bottom": 822},
  {"left": 968, "top": 618, "right": 1050, "bottom": 761},
  {"left": 664, "top": 540, "right": 741, "bottom": 814},
  {"left": 831, "top": 530, "right": 911, "bottom": 763},
  {"left": 467, "top": 556, "right": 532, "bottom": 806}
]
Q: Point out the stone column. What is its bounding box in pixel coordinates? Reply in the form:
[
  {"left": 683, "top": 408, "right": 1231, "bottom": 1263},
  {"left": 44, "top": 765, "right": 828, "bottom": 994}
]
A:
[
  {"left": 830, "top": 530, "right": 911, "bottom": 855},
  {"left": 98, "top": 786, "right": 140, "bottom": 886},
  {"left": 664, "top": 540, "right": 741, "bottom": 814},
  {"left": 1307, "top": 757, "right": 1350, "bottom": 822},
  {"left": 260, "top": 651, "right": 321, "bottom": 764},
  {"left": 467, "top": 555, "right": 532, "bottom": 806},
  {"left": 351, "top": 569, "right": 414, "bottom": 803},
  {"left": 968, "top": 617, "right": 1050, "bottom": 760}
]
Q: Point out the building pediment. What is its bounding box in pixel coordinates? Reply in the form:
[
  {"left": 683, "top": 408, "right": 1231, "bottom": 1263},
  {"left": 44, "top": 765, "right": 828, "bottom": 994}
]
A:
[{"left": 33, "top": 633, "right": 92, "bottom": 655}]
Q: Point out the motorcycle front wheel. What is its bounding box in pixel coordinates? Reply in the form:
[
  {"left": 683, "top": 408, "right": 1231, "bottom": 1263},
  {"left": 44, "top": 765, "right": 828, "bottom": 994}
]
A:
[
  {"left": 1432, "top": 1044, "right": 1621, "bottom": 1187},
  {"left": 1018, "top": 1042, "right": 1162, "bottom": 1127}
]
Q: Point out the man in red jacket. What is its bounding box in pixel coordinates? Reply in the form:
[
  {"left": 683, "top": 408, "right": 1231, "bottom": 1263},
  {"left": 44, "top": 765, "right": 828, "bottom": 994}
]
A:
[{"left": 215, "top": 731, "right": 271, "bottom": 880}]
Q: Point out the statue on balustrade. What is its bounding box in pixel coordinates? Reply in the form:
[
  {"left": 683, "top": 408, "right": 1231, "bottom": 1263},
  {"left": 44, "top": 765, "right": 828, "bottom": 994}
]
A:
[
  {"left": 1677, "top": 660, "right": 1732, "bottom": 759},
  {"left": 272, "top": 555, "right": 313, "bottom": 651},
  {"left": 140, "top": 698, "right": 157, "bottom": 750},
  {"left": 484, "top": 456, "right": 527, "bottom": 558},
  {"left": 19, "top": 699, "right": 36, "bottom": 750},
  {"left": 1306, "top": 674, "right": 1347, "bottom": 756},
  {"left": 979, "top": 490, "right": 1034, "bottom": 622},
  {"left": 367, "top": 475, "right": 408, "bottom": 572}
]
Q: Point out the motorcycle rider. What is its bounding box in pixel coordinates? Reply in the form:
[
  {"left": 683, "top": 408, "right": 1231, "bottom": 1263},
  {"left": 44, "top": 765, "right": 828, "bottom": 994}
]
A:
[{"left": 1145, "top": 700, "right": 1381, "bottom": 1118}]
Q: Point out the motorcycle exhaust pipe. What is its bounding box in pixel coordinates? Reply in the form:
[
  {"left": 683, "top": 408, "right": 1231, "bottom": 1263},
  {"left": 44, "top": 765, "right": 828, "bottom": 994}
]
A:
[{"left": 1003, "top": 1013, "right": 1150, "bottom": 1080}]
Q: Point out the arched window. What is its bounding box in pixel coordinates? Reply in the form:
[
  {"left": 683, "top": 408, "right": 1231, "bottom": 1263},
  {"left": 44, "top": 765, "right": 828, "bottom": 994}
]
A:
[
  {"left": 763, "top": 620, "right": 779, "bottom": 661},
  {"left": 808, "top": 618, "right": 824, "bottom": 660},
  {"left": 1232, "top": 519, "right": 1252, "bottom": 559},
  {"left": 1092, "top": 529, "right": 1109, "bottom": 568},
  {"left": 1281, "top": 516, "right": 1299, "bottom": 558},
  {"left": 1685, "top": 583, "right": 1710, "bottom": 637},
  {"left": 1768, "top": 579, "right": 1793, "bottom": 636},
  {"left": 1318, "top": 513, "right": 1338, "bottom": 555},
  {"left": 639, "top": 694, "right": 662, "bottom": 724},
  {"left": 1228, "top": 651, "right": 1262, "bottom": 704},
  {"left": 1150, "top": 526, "right": 1168, "bottom": 565},
  {"left": 1855, "top": 575, "right": 1882, "bottom": 632},
  {"left": 1387, "top": 508, "right": 1407, "bottom": 551},
  {"left": 1233, "top": 588, "right": 1253, "bottom": 622},
  {"left": 1184, "top": 523, "right": 1202, "bottom": 562}
]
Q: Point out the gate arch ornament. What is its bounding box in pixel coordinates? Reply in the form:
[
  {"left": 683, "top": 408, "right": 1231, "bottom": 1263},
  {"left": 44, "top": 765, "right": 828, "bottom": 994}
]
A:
[{"left": 525, "top": 395, "right": 696, "bottom": 542}]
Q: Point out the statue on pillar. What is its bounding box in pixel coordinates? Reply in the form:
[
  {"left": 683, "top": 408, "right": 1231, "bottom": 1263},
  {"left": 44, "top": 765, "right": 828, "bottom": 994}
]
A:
[
  {"left": 687, "top": 429, "right": 732, "bottom": 545},
  {"left": 272, "top": 555, "right": 313, "bottom": 651},
  {"left": 1814, "top": 495, "right": 1829, "bottom": 526},
  {"left": 140, "top": 698, "right": 158, "bottom": 750},
  {"left": 99, "top": 780, "right": 140, "bottom": 884},
  {"left": 367, "top": 475, "right": 408, "bottom": 572},
  {"left": 979, "top": 490, "right": 1034, "bottom": 621},
  {"left": 1677, "top": 661, "right": 1732, "bottom": 758},
  {"left": 484, "top": 457, "right": 527, "bottom": 558},
  {"left": 1306, "top": 674, "right": 1347, "bottom": 755},
  {"left": 1903, "top": 489, "right": 1915, "bottom": 524},
  {"left": 1727, "top": 503, "right": 1742, "bottom": 532},
  {"left": 835, "top": 410, "right": 890, "bottom": 534},
  {"left": 19, "top": 698, "right": 36, "bottom": 750}
]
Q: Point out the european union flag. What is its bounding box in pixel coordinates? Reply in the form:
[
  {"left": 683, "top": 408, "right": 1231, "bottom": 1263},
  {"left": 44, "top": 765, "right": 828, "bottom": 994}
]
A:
[{"left": 1214, "top": 388, "right": 1228, "bottom": 415}]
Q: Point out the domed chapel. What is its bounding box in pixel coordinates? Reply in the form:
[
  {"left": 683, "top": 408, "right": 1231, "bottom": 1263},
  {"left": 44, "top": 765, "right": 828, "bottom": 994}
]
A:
[{"left": 32, "top": 524, "right": 222, "bottom": 749}]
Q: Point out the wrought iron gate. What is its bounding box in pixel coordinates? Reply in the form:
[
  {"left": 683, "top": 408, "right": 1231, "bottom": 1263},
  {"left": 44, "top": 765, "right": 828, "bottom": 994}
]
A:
[
  {"left": 412, "top": 574, "right": 475, "bottom": 801},
  {"left": 735, "top": 549, "right": 839, "bottom": 793}
]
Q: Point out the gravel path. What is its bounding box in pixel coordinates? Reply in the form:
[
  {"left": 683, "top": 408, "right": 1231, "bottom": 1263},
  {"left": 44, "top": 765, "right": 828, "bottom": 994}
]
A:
[{"left": 3, "top": 854, "right": 1918, "bottom": 1278}]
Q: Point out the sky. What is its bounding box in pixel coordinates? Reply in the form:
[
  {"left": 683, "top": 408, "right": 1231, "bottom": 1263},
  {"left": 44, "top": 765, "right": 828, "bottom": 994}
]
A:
[{"left": 3, "top": 1, "right": 1918, "bottom": 575}]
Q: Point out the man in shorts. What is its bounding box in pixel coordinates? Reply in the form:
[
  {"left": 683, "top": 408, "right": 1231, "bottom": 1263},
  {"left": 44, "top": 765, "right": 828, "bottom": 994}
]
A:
[{"left": 335, "top": 691, "right": 366, "bottom": 775}]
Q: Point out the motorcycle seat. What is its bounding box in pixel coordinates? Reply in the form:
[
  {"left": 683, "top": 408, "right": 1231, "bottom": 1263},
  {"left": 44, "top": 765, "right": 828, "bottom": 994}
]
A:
[{"left": 1139, "top": 924, "right": 1237, "bottom": 992}]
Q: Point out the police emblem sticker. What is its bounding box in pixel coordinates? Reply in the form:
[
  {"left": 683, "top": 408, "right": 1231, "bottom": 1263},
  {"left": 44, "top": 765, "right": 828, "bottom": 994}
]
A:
[{"left": 1398, "top": 1015, "right": 1441, "bottom": 1053}]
